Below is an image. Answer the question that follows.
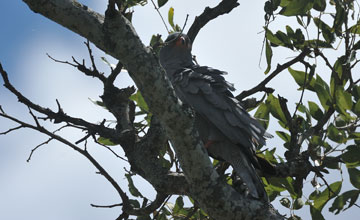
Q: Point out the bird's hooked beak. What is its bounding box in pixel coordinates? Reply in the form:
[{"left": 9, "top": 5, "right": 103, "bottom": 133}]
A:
[{"left": 174, "top": 35, "right": 192, "bottom": 50}]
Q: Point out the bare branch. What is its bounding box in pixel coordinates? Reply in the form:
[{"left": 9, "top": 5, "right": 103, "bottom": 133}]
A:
[
  {"left": 0, "top": 63, "right": 121, "bottom": 143},
  {"left": 91, "top": 203, "right": 123, "bottom": 208},
  {"left": 107, "top": 61, "right": 123, "bottom": 85},
  {"left": 0, "top": 106, "right": 132, "bottom": 216},
  {"left": 236, "top": 48, "right": 311, "bottom": 101},
  {"left": 93, "top": 136, "right": 128, "bottom": 162},
  {"left": 27, "top": 137, "right": 53, "bottom": 162},
  {"left": 150, "top": 0, "right": 169, "bottom": 33},
  {"left": 0, "top": 125, "right": 22, "bottom": 135},
  {"left": 127, "top": 193, "right": 168, "bottom": 216},
  {"left": 187, "top": 0, "right": 240, "bottom": 43}
]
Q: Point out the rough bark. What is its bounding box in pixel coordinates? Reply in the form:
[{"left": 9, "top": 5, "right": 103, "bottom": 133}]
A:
[{"left": 22, "top": 0, "right": 284, "bottom": 219}]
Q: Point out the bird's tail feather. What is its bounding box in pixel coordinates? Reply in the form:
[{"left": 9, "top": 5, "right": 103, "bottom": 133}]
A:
[{"left": 208, "top": 142, "right": 268, "bottom": 201}]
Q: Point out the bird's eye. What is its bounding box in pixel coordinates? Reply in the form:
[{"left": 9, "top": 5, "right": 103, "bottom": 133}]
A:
[
  {"left": 176, "top": 36, "right": 187, "bottom": 47},
  {"left": 180, "top": 37, "right": 186, "bottom": 45}
]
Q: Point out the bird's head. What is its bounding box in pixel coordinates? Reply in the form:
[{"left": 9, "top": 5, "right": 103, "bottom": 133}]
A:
[{"left": 159, "top": 32, "right": 193, "bottom": 74}]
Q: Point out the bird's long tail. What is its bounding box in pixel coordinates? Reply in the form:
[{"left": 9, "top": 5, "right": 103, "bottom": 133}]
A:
[{"left": 208, "top": 142, "right": 268, "bottom": 201}]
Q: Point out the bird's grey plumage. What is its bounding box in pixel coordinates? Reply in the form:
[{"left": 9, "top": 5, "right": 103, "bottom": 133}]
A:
[{"left": 159, "top": 33, "right": 271, "bottom": 200}]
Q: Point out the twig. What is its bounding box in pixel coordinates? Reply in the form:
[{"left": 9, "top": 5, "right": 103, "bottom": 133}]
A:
[
  {"left": 84, "top": 40, "right": 98, "bottom": 73},
  {"left": 91, "top": 203, "right": 123, "bottom": 208},
  {"left": 237, "top": 48, "right": 311, "bottom": 100},
  {"left": 153, "top": 195, "right": 171, "bottom": 220},
  {"left": 0, "top": 108, "right": 131, "bottom": 215},
  {"left": 150, "top": 0, "right": 169, "bottom": 33},
  {"left": 47, "top": 53, "right": 77, "bottom": 67},
  {"left": 93, "top": 136, "right": 128, "bottom": 162},
  {"left": 0, "top": 125, "right": 22, "bottom": 135},
  {"left": 27, "top": 137, "right": 53, "bottom": 162},
  {"left": 292, "top": 61, "right": 309, "bottom": 117},
  {"left": 0, "top": 63, "right": 121, "bottom": 144},
  {"left": 75, "top": 133, "right": 92, "bottom": 144},
  {"left": 316, "top": 50, "right": 337, "bottom": 74},
  {"left": 354, "top": 78, "right": 360, "bottom": 85}
]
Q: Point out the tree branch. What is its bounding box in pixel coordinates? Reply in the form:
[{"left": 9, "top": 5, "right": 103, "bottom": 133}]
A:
[
  {"left": 236, "top": 48, "right": 311, "bottom": 101},
  {"left": 187, "top": 0, "right": 240, "bottom": 43}
]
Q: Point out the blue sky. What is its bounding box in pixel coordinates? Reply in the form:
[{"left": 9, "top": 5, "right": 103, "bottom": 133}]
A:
[{"left": 0, "top": 1, "right": 357, "bottom": 219}]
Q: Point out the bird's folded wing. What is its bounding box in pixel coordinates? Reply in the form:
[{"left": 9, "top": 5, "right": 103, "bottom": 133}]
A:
[{"left": 171, "top": 66, "right": 270, "bottom": 153}]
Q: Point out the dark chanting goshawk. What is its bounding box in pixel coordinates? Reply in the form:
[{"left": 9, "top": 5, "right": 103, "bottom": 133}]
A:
[{"left": 159, "top": 32, "right": 273, "bottom": 201}]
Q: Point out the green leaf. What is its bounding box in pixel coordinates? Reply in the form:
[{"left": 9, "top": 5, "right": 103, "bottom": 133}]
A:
[
  {"left": 313, "top": 17, "right": 335, "bottom": 43},
  {"left": 129, "top": 199, "right": 141, "bottom": 208},
  {"left": 334, "top": 114, "right": 347, "bottom": 127},
  {"left": 327, "top": 123, "right": 346, "bottom": 143},
  {"left": 159, "top": 157, "right": 171, "bottom": 169},
  {"left": 288, "top": 67, "right": 316, "bottom": 91},
  {"left": 276, "top": 131, "right": 291, "bottom": 142},
  {"left": 310, "top": 206, "right": 325, "bottom": 220},
  {"left": 348, "top": 168, "right": 360, "bottom": 189},
  {"left": 335, "top": 88, "right": 353, "bottom": 114},
  {"left": 333, "top": 1, "right": 346, "bottom": 36},
  {"left": 168, "top": 7, "right": 175, "bottom": 30},
  {"left": 353, "top": 40, "right": 360, "bottom": 50},
  {"left": 310, "top": 181, "right": 342, "bottom": 215},
  {"left": 265, "top": 187, "right": 281, "bottom": 202},
  {"left": 286, "top": 25, "right": 295, "bottom": 36},
  {"left": 314, "top": 74, "right": 332, "bottom": 110},
  {"left": 280, "top": 197, "right": 291, "bottom": 208},
  {"left": 266, "top": 29, "right": 285, "bottom": 46},
  {"left": 88, "top": 97, "right": 106, "bottom": 108},
  {"left": 293, "top": 198, "right": 304, "bottom": 210},
  {"left": 125, "top": 174, "right": 144, "bottom": 198},
  {"left": 342, "top": 145, "right": 360, "bottom": 168},
  {"left": 267, "top": 176, "right": 297, "bottom": 198},
  {"left": 349, "top": 24, "right": 360, "bottom": 35},
  {"left": 265, "top": 40, "right": 273, "bottom": 74},
  {"left": 130, "top": 90, "right": 149, "bottom": 112},
  {"left": 280, "top": 0, "right": 314, "bottom": 16},
  {"left": 172, "top": 196, "right": 184, "bottom": 214},
  {"left": 308, "top": 101, "right": 324, "bottom": 121},
  {"left": 352, "top": 85, "right": 360, "bottom": 100},
  {"left": 293, "top": 29, "right": 306, "bottom": 47},
  {"left": 97, "top": 137, "right": 117, "bottom": 146},
  {"left": 329, "top": 190, "right": 360, "bottom": 214},
  {"left": 264, "top": 148, "right": 278, "bottom": 164},
  {"left": 353, "top": 100, "right": 360, "bottom": 116},
  {"left": 324, "top": 156, "right": 340, "bottom": 169},
  {"left": 333, "top": 57, "right": 344, "bottom": 81},
  {"left": 304, "top": 39, "right": 333, "bottom": 48},
  {"left": 157, "top": 0, "right": 168, "bottom": 8},
  {"left": 275, "top": 31, "right": 293, "bottom": 49},
  {"left": 254, "top": 103, "right": 270, "bottom": 129},
  {"left": 101, "top": 56, "right": 116, "bottom": 69},
  {"left": 267, "top": 94, "right": 288, "bottom": 125},
  {"left": 313, "top": 0, "right": 326, "bottom": 11}
]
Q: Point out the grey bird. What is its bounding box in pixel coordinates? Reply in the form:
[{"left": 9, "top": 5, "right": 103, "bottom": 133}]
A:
[{"left": 159, "top": 32, "right": 272, "bottom": 201}]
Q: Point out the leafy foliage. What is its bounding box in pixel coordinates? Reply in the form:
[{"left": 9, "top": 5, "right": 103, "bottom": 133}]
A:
[{"left": 260, "top": 0, "right": 360, "bottom": 219}]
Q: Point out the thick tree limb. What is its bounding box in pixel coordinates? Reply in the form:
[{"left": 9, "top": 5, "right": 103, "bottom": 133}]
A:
[{"left": 21, "top": 1, "right": 284, "bottom": 219}]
